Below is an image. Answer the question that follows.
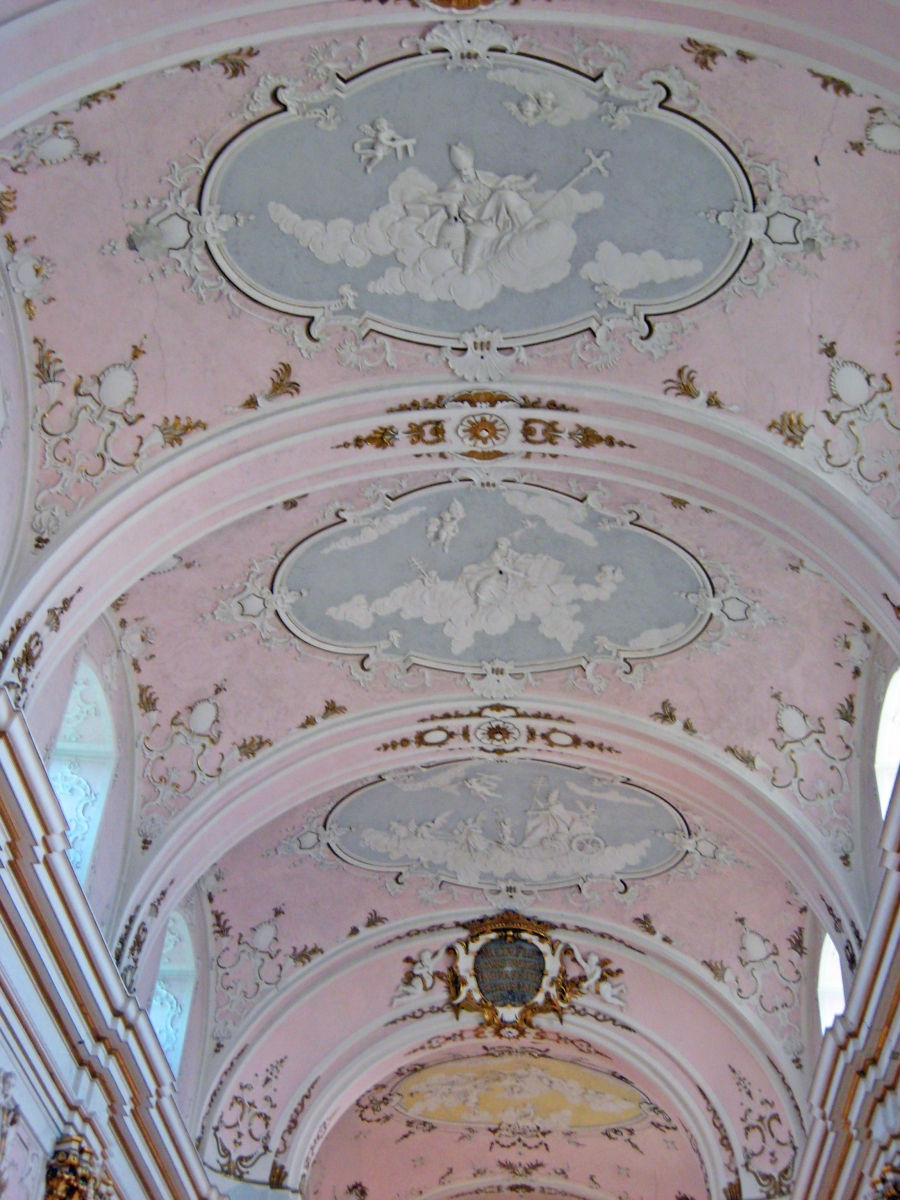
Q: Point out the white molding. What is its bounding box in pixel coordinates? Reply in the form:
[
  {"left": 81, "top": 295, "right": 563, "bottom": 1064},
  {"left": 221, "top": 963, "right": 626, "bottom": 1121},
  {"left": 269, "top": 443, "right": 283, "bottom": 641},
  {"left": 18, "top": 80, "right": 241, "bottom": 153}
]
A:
[
  {"left": 0, "top": 687, "right": 224, "bottom": 1200},
  {"left": 1, "top": 2, "right": 900, "bottom": 143},
  {"left": 795, "top": 770, "right": 900, "bottom": 1198}
]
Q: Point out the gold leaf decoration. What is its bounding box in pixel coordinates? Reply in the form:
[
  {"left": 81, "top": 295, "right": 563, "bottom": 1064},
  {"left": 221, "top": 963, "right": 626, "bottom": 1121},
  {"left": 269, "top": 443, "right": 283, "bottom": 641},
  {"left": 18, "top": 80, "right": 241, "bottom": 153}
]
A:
[
  {"left": 809, "top": 70, "right": 854, "bottom": 96},
  {"left": 241, "top": 361, "right": 300, "bottom": 409},
  {"left": 45, "top": 588, "right": 81, "bottom": 632},
  {"left": 287, "top": 943, "right": 323, "bottom": 966},
  {"left": 787, "top": 927, "right": 807, "bottom": 957},
  {"left": 0, "top": 186, "right": 16, "bottom": 225},
  {"left": 407, "top": 419, "right": 445, "bottom": 445},
  {"left": 568, "top": 425, "right": 635, "bottom": 449},
  {"left": 334, "top": 426, "right": 399, "bottom": 450},
  {"left": 235, "top": 735, "right": 273, "bottom": 760},
  {"left": 33, "top": 336, "right": 64, "bottom": 384},
  {"left": 702, "top": 959, "right": 729, "bottom": 983},
  {"left": 0, "top": 614, "right": 31, "bottom": 666},
  {"left": 725, "top": 745, "right": 758, "bottom": 770},
  {"left": 522, "top": 418, "right": 564, "bottom": 446},
  {"left": 663, "top": 365, "right": 724, "bottom": 408},
  {"left": 77, "top": 84, "right": 123, "bottom": 110},
  {"left": 183, "top": 47, "right": 260, "bottom": 78},
  {"left": 681, "top": 39, "right": 726, "bottom": 70},
  {"left": 300, "top": 699, "right": 348, "bottom": 726},
  {"left": 651, "top": 699, "right": 678, "bottom": 725},
  {"left": 155, "top": 415, "right": 208, "bottom": 447},
  {"left": 767, "top": 411, "right": 810, "bottom": 448}
]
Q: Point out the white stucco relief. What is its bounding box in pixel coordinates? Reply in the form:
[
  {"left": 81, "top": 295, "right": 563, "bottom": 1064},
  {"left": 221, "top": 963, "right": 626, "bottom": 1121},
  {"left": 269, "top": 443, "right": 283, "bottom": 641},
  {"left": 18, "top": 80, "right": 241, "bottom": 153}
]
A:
[
  {"left": 269, "top": 144, "right": 610, "bottom": 312},
  {"left": 358, "top": 788, "right": 652, "bottom": 888},
  {"left": 325, "top": 538, "right": 624, "bottom": 656}
]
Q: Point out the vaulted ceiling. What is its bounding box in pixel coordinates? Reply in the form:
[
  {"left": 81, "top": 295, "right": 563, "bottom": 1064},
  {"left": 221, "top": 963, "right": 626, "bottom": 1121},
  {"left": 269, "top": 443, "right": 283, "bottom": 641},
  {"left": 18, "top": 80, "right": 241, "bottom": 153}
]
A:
[{"left": 1, "top": 4, "right": 899, "bottom": 1200}]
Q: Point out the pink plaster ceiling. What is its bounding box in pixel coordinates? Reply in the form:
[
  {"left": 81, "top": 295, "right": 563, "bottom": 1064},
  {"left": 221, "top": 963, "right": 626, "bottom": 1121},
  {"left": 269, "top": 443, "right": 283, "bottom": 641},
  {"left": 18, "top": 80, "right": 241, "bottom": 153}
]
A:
[{"left": 1, "top": 5, "right": 898, "bottom": 1199}]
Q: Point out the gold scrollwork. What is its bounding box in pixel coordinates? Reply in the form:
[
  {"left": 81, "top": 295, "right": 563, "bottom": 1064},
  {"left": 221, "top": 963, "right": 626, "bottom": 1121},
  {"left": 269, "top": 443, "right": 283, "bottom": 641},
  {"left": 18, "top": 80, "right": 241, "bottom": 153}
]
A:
[
  {"left": 398, "top": 912, "right": 625, "bottom": 1038},
  {"left": 45, "top": 1135, "right": 113, "bottom": 1200}
]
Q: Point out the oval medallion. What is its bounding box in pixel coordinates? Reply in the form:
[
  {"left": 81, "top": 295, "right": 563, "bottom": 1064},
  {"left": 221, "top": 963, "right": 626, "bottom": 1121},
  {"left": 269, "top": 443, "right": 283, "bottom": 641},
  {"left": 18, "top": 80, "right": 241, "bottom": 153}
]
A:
[
  {"left": 274, "top": 481, "right": 713, "bottom": 673},
  {"left": 390, "top": 1057, "right": 649, "bottom": 1129},
  {"left": 202, "top": 52, "right": 751, "bottom": 345},
  {"left": 323, "top": 758, "right": 689, "bottom": 891}
]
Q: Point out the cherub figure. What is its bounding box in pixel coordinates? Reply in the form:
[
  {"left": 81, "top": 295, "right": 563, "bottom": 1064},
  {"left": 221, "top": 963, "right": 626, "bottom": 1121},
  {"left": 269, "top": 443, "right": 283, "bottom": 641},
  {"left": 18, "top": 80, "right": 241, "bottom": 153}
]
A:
[
  {"left": 353, "top": 117, "right": 416, "bottom": 173},
  {"left": 426, "top": 497, "right": 465, "bottom": 551},
  {"left": 504, "top": 88, "right": 560, "bottom": 126}
]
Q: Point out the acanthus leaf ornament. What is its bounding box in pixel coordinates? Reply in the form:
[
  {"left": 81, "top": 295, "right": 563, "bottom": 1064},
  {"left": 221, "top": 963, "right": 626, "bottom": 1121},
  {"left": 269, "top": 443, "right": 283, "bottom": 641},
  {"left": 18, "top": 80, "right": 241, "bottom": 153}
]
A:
[
  {"left": 208, "top": 896, "right": 323, "bottom": 1051},
  {"left": 180, "top": 47, "right": 260, "bottom": 79},
  {"left": 767, "top": 692, "right": 854, "bottom": 864},
  {"left": 393, "top": 912, "right": 625, "bottom": 1036},
  {"left": 720, "top": 685, "right": 855, "bottom": 865},
  {"left": 137, "top": 683, "right": 275, "bottom": 844},
  {"left": 3, "top": 232, "right": 54, "bottom": 320},
  {"left": 207, "top": 550, "right": 303, "bottom": 656},
  {"left": 208, "top": 1056, "right": 287, "bottom": 1177}
]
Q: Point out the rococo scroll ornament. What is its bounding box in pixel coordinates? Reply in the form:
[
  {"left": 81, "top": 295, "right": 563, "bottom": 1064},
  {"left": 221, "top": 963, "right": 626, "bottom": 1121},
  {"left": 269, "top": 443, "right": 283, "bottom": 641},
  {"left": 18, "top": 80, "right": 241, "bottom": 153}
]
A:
[
  {"left": 768, "top": 338, "right": 900, "bottom": 520},
  {"left": 394, "top": 911, "right": 625, "bottom": 1035}
]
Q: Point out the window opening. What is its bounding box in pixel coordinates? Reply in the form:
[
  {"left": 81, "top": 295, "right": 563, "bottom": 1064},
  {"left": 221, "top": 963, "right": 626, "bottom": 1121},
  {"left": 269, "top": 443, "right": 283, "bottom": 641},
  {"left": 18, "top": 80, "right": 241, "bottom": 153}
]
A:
[
  {"left": 48, "top": 659, "right": 116, "bottom": 880},
  {"left": 817, "top": 934, "right": 845, "bottom": 1033},
  {"left": 876, "top": 668, "right": 900, "bottom": 817},
  {"left": 148, "top": 911, "right": 196, "bottom": 1074}
]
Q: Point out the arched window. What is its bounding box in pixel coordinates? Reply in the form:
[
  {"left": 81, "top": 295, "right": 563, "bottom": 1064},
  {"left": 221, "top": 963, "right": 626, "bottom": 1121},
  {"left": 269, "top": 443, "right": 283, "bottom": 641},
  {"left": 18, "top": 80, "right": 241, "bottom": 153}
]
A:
[
  {"left": 817, "top": 934, "right": 846, "bottom": 1033},
  {"left": 48, "top": 658, "right": 117, "bottom": 881},
  {"left": 148, "top": 912, "right": 196, "bottom": 1074},
  {"left": 876, "top": 669, "right": 900, "bottom": 817}
]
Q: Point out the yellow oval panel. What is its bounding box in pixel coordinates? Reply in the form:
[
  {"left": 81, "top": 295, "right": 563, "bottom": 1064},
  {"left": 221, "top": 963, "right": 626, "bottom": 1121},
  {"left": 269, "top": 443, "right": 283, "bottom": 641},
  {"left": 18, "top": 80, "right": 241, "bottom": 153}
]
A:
[{"left": 391, "top": 1055, "right": 647, "bottom": 1130}]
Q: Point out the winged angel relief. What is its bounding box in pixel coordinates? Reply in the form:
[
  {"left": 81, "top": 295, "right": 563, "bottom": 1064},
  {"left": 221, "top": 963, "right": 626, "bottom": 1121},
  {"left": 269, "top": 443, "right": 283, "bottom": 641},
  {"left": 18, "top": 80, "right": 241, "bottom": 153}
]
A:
[
  {"left": 268, "top": 143, "right": 611, "bottom": 311},
  {"left": 319, "top": 759, "right": 688, "bottom": 893},
  {"left": 359, "top": 785, "right": 653, "bottom": 887}
]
